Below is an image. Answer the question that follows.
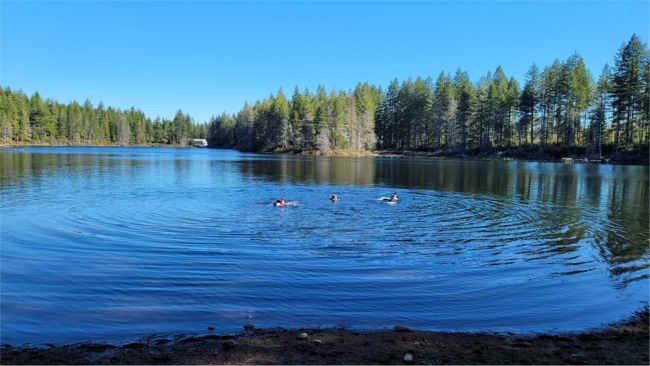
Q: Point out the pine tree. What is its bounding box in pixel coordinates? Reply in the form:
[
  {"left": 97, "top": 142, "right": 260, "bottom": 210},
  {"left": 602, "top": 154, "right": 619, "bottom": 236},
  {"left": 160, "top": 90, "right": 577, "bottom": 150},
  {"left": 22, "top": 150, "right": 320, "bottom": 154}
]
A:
[
  {"left": 434, "top": 72, "right": 454, "bottom": 149},
  {"left": 252, "top": 99, "right": 269, "bottom": 151},
  {"left": 116, "top": 112, "right": 130, "bottom": 146},
  {"left": 234, "top": 102, "right": 255, "bottom": 151},
  {"left": 313, "top": 85, "right": 329, "bottom": 150},
  {"left": 0, "top": 87, "right": 17, "bottom": 144},
  {"left": 540, "top": 60, "right": 564, "bottom": 147},
  {"left": 519, "top": 82, "right": 536, "bottom": 146},
  {"left": 332, "top": 90, "right": 350, "bottom": 149},
  {"left": 290, "top": 87, "right": 304, "bottom": 148},
  {"left": 268, "top": 89, "right": 291, "bottom": 150},
  {"left": 353, "top": 82, "right": 379, "bottom": 151},
  {"left": 454, "top": 70, "right": 474, "bottom": 152},
  {"left": 96, "top": 102, "right": 109, "bottom": 144},
  {"left": 376, "top": 79, "right": 400, "bottom": 149},
  {"left": 411, "top": 77, "right": 434, "bottom": 150},
  {"left": 589, "top": 64, "right": 612, "bottom": 159},
  {"left": 172, "top": 109, "right": 190, "bottom": 145},
  {"left": 612, "top": 34, "right": 649, "bottom": 150},
  {"left": 29, "top": 92, "right": 53, "bottom": 141},
  {"left": 519, "top": 63, "right": 541, "bottom": 146}
]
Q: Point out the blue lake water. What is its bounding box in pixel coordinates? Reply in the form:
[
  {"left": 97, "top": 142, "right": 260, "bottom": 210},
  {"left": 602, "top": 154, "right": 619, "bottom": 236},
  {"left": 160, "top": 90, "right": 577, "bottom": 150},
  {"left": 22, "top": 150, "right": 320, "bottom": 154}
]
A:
[{"left": 1, "top": 147, "right": 648, "bottom": 345}]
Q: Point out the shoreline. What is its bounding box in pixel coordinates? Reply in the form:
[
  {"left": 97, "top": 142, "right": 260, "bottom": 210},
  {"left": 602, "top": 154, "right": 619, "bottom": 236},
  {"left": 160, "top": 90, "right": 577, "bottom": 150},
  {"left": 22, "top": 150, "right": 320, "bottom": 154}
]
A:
[
  {"left": 3, "top": 144, "right": 648, "bottom": 166},
  {"left": 2, "top": 308, "right": 647, "bottom": 365}
]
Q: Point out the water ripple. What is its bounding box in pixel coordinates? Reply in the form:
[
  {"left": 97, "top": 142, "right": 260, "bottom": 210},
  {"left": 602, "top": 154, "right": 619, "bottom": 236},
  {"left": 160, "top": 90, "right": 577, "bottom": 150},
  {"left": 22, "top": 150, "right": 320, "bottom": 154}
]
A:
[{"left": 1, "top": 148, "right": 647, "bottom": 345}]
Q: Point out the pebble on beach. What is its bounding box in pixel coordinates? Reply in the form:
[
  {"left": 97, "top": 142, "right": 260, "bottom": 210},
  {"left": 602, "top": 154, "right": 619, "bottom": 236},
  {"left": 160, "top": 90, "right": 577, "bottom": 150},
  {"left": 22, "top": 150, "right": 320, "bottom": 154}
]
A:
[
  {"left": 394, "top": 325, "right": 414, "bottom": 332},
  {"left": 403, "top": 353, "right": 414, "bottom": 363},
  {"left": 222, "top": 339, "right": 237, "bottom": 350},
  {"left": 297, "top": 332, "right": 308, "bottom": 340}
]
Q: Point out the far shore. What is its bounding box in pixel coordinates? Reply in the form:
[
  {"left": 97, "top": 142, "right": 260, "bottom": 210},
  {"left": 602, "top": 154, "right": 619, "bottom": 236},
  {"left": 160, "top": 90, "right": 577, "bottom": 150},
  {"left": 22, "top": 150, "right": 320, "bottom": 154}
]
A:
[
  {"left": 2, "top": 308, "right": 648, "bottom": 365},
  {"left": 3, "top": 142, "right": 648, "bottom": 166},
  {"left": 3, "top": 141, "right": 648, "bottom": 165}
]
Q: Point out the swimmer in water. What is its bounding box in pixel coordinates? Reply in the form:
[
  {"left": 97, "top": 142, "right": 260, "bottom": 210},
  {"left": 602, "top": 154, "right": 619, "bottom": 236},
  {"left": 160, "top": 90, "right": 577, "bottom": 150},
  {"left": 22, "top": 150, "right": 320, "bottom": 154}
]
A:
[
  {"left": 275, "top": 199, "right": 286, "bottom": 207},
  {"left": 331, "top": 194, "right": 339, "bottom": 202},
  {"left": 388, "top": 193, "right": 398, "bottom": 202}
]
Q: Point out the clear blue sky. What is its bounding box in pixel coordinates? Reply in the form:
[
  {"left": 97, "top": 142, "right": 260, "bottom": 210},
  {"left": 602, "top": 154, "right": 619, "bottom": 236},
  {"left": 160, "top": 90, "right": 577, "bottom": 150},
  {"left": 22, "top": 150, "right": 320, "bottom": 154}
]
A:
[{"left": 2, "top": 1, "right": 648, "bottom": 124}]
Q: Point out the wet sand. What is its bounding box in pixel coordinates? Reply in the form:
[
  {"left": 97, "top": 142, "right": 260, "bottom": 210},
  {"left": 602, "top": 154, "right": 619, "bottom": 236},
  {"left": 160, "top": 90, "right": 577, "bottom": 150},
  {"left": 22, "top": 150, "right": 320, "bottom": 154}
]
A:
[{"left": 2, "top": 308, "right": 647, "bottom": 365}]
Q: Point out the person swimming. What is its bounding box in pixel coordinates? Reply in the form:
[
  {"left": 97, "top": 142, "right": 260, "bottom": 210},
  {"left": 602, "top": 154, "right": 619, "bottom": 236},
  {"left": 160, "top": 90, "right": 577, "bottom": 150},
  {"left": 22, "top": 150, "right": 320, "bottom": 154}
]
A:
[
  {"left": 331, "top": 194, "right": 339, "bottom": 202},
  {"left": 387, "top": 193, "right": 398, "bottom": 202},
  {"left": 274, "top": 199, "right": 286, "bottom": 207}
]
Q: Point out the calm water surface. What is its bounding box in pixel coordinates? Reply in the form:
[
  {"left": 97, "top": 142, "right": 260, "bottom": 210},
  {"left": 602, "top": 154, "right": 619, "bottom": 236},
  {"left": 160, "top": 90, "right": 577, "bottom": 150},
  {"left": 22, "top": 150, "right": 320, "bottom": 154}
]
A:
[{"left": 1, "top": 147, "right": 648, "bottom": 345}]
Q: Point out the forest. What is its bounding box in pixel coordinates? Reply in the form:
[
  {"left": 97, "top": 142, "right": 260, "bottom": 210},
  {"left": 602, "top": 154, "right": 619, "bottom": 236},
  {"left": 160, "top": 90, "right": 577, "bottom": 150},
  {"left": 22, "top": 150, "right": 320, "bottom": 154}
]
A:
[
  {"left": 1, "top": 35, "right": 648, "bottom": 162},
  {"left": 209, "top": 34, "right": 648, "bottom": 161},
  {"left": 0, "top": 93, "right": 209, "bottom": 147}
]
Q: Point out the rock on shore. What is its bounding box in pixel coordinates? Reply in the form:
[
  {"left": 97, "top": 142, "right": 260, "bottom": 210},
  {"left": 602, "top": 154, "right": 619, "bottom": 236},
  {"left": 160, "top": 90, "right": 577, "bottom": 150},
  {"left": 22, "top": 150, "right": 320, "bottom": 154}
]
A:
[{"left": 2, "top": 309, "right": 648, "bottom": 365}]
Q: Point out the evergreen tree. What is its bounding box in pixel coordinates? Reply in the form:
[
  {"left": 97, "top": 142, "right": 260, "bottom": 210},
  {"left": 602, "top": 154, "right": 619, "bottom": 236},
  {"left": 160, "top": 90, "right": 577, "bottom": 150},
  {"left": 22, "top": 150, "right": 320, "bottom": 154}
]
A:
[
  {"left": 396, "top": 79, "right": 414, "bottom": 149},
  {"left": 519, "top": 82, "right": 535, "bottom": 146},
  {"left": 234, "top": 102, "right": 255, "bottom": 151},
  {"left": 519, "top": 63, "right": 540, "bottom": 146},
  {"left": 588, "top": 64, "right": 613, "bottom": 159},
  {"left": 29, "top": 92, "right": 53, "bottom": 141},
  {"left": 55, "top": 103, "right": 67, "bottom": 141},
  {"left": 96, "top": 102, "right": 109, "bottom": 144},
  {"left": 612, "top": 34, "right": 649, "bottom": 149},
  {"left": 172, "top": 109, "right": 190, "bottom": 145},
  {"left": 309, "top": 85, "right": 330, "bottom": 151},
  {"left": 642, "top": 58, "right": 650, "bottom": 146},
  {"left": 474, "top": 73, "right": 492, "bottom": 149},
  {"left": 454, "top": 70, "right": 474, "bottom": 151},
  {"left": 208, "top": 112, "right": 234, "bottom": 148},
  {"left": 116, "top": 112, "right": 130, "bottom": 146},
  {"left": 353, "top": 82, "right": 379, "bottom": 151},
  {"left": 2, "top": 34, "right": 647, "bottom": 157},
  {"left": 376, "top": 79, "right": 401, "bottom": 149},
  {"left": 252, "top": 99, "right": 269, "bottom": 151},
  {"left": 568, "top": 55, "right": 594, "bottom": 148},
  {"left": 265, "top": 89, "right": 291, "bottom": 150},
  {"left": 331, "top": 90, "right": 350, "bottom": 149},
  {"left": 411, "top": 77, "right": 434, "bottom": 150},
  {"left": 0, "top": 87, "right": 17, "bottom": 144},
  {"left": 67, "top": 102, "right": 83, "bottom": 144},
  {"left": 505, "top": 77, "right": 520, "bottom": 148},
  {"left": 540, "top": 60, "right": 564, "bottom": 147},
  {"left": 434, "top": 72, "right": 454, "bottom": 149},
  {"left": 490, "top": 66, "right": 510, "bottom": 147},
  {"left": 290, "top": 87, "right": 304, "bottom": 148}
]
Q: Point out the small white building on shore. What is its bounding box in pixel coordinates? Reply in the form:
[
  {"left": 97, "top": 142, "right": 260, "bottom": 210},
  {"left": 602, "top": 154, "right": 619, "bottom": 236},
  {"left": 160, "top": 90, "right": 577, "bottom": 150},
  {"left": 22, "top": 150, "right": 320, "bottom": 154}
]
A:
[{"left": 192, "top": 139, "right": 208, "bottom": 148}]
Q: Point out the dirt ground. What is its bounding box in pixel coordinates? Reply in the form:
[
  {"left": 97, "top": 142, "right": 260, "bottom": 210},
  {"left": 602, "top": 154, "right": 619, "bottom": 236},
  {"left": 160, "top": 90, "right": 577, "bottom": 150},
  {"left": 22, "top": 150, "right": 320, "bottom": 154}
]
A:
[{"left": 2, "top": 308, "right": 648, "bottom": 365}]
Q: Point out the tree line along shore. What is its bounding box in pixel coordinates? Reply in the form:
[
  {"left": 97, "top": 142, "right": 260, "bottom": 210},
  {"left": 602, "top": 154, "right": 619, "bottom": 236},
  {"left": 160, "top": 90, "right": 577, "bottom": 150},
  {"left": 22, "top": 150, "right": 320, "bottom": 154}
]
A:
[{"left": 2, "top": 34, "right": 648, "bottom": 165}]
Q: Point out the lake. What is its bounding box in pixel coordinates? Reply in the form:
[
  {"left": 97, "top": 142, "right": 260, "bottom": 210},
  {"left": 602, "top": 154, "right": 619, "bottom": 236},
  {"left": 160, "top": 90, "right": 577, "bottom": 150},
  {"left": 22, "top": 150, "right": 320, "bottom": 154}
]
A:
[{"left": 1, "top": 147, "right": 648, "bottom": 345}]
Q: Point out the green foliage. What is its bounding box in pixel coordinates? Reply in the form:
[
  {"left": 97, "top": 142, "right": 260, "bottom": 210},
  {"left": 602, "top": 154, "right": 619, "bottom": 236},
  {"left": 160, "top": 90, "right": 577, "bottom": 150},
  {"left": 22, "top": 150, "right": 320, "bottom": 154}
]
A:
[
  {"left": 3, "top": 35, "right": 647, "bottom": 158},
  {"left": 0, "top": 89, "right": 207, "bottom": 146},
  {"left": 612, "top": 34, "right": 650, "bottom": 149}
]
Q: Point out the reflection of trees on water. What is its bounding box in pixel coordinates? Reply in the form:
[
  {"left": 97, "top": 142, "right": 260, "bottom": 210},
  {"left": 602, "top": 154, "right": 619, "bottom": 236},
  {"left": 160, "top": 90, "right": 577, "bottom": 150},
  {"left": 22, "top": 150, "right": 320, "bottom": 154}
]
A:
[
  {"left": 237, "top": 155, "right": 377, "bottom": 186},
  {"left": 1, "top": 149, "right": 213, "bottom": 199},
  {"left": 4, "top": 150, "right": 648, "bottom": 287},
  {"left": 239, "top": 155, "right": 649, "bottom": 287},
  {"left": 2, "top": 152, "right": 119, "bottom": 190}
]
